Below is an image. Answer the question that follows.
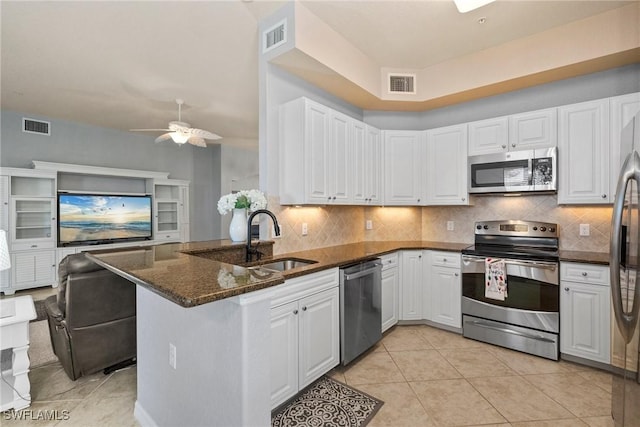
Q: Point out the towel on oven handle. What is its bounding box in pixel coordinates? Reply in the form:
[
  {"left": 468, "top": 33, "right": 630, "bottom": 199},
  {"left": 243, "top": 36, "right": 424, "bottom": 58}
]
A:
[{"left": 485, "top": 258, "right": 508, "bottom": 301}]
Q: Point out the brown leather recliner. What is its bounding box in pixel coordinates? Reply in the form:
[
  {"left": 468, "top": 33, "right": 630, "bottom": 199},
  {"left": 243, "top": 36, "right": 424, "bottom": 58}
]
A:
[{"left": 45, "top": 253, "right": 136, "bottom": 380}]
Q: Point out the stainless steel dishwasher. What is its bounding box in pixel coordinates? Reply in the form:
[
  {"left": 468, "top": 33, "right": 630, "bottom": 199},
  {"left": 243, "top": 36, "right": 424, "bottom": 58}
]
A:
[{"left": 340, "top": 258, "right": 382, "bottom": 365}]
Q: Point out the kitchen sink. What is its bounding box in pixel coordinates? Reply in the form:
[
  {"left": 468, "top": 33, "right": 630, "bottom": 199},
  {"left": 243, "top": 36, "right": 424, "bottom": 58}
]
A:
[{"left": 254, "top": 258, "right": 317, "bottom": 272}]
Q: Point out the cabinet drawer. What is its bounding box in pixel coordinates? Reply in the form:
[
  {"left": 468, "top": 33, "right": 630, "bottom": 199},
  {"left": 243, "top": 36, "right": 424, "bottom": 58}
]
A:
[
  {"left": 11, "top": 240, "right": 55, "bottom": 251},
  {"left": 430, "top": 251, "right": 461, "bottom": 268},
  {"left": 560, "top": 262, "right": 609, "bottom": 286},
  {"left": 380, "top": 252, "right": 398, "bottom": 270},
  {"left": 270, "top": 268, "right": 339, "bottom": 308}
]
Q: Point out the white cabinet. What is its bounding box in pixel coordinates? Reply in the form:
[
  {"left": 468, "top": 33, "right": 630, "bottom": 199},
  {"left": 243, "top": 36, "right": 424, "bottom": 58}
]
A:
[
  {"left": 380, "top": 252, "right": 399, "bottom": 332},
  {"left": 353, "top": 124, "right": 382, "bottom": 204},
  {"left": 399, "top": 250, "right": 424, "bottom": 320},
  {"left": 280, "top": 97, "right": 356, "bottom": 205},
  {"left": 154, "top": 181, "right": 190, "bottom": 242},
  {"left": 0, "top": 176, "right": 8, "bottom": 292},
  {"left": 558, "top": 99, "right": 610, "bottom": 204},
  {"left": 560, "top": 262, "right": 610, "bottom": 364},
  {"left": 425, "top": 124, "right": 469, "bottom": 205},
  {"left": 610, "top": 92, "right": 640, "bottom": 199},
  {"left": 508, "top": 108, "right": 558, "bottom": 151},
  {"left": 468, "top": 117, "right": 509, "bottom": 156},
  {"left": 383, "top": 131, "right": 426, "bottom": 205},
  {"left": 10, "top": 250, "right": 56, "bottom": 293},
  {"left": 468, "top": 108, "right": 556, "bottom": 156},
  {"left": 269, "top": 269, "right": 340, "bottom": 409},
  {"left": 426, "top": 251, "right": 462, "bottom": 329}
]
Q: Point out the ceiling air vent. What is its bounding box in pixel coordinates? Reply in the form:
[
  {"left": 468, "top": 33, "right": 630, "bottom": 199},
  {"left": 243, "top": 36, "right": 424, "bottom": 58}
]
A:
[
  {"left": 388, "top": 74, "right": 416, "bottom": 94},
  {"left": 22, "top": 118, "right": 51, "bottom": 135},
  {"left": 263, "top": 19, "right": 287, "bottom": 53}
]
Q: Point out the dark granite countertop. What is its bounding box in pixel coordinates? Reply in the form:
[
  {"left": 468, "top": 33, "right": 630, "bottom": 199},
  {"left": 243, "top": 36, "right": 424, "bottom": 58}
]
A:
[
  {"left": 559, "top": 250, "right": 610, "bottom": 265},
  {"left": 87, "top": 240, "right": 469, "bottom": 308}
]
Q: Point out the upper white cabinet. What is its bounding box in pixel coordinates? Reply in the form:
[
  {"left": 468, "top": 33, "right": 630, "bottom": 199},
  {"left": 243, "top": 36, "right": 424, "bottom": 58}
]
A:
[
  {"left": 353, "top": 124, "right": 382, "bottom": 204},
  {"left": 468, "top": 117, "right": 509, "bottom": 156},
  {"left": 558, "top": 99, "right": 610, "bottom": 204},
  {"left": 468, "top": 108, "right": 556, "bottom": 156},
  {"left": 508, "top": 108, "right": 558, "bottom": 151},
  {"left": 425, "top": 124, "right": 469, "bottom": 205},
  {"left": 383, "top": 131, "right": 426, "bottom": 205},
  {"left": 610, "top": 92, "right": 640, "bottom": 199}
]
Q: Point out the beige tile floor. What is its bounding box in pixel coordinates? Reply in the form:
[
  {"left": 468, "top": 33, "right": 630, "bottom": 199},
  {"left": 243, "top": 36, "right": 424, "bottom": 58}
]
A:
[{"left": 2, "top": 325, "right": 614, "bottom": 427}]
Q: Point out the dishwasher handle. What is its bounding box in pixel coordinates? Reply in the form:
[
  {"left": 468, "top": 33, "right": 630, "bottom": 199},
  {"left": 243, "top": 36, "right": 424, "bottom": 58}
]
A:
[{"left": 343, "top": 263, "right": 382, "bottom": 281}]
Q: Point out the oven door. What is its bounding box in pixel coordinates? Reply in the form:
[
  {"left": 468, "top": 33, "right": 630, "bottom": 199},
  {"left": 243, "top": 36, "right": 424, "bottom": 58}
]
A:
[{"left": 462, "top": 254, "right": 559, "bottom": 333}]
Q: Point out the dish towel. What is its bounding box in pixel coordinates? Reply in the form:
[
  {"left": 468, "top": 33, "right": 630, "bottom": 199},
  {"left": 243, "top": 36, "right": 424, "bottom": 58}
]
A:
[{"left": 485, "top": 258, "right": 508, "bottom": 301}]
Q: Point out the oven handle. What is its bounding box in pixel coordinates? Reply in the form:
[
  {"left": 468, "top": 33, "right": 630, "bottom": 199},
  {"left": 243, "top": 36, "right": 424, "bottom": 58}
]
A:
[
  {"left": 343, "top": 264, "right": 382, "bottom": 281},
  {"left": 465, "top": 319, "right": 556, "bottom": 343},
  {"left": 462, "top": 255, "right": 557, "bottom": 271}
]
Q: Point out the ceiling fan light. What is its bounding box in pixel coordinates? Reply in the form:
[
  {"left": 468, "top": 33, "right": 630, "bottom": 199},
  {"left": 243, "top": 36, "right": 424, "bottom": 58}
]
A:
[
  {"left": 453, "top": 0, "right": 495, "bottom": 13},
  {"left": 170, "top": 131, "right": 190, "bottom": 144}
]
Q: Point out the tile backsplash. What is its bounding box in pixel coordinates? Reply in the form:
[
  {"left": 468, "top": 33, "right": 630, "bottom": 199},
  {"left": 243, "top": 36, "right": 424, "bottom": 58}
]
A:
[{"left": 268, "top": 195, "right": 612, "bottom": 255}]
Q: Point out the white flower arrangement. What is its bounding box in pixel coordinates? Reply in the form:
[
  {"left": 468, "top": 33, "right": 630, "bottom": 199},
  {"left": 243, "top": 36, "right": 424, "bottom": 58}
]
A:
[{"left": 217, "top": 189, "right": 267, "bottom": 215}]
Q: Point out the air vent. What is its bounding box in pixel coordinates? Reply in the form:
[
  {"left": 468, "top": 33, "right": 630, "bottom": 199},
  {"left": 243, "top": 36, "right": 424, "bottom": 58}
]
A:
[
  {"left": 388, "top": 74, "right": 416, "bottom": 94},
  {"left": 22, "top": 118, "right": 50, "bottom": 135},
  {"left": 263, "top": 19, "right": 287, "bottom": 53}
]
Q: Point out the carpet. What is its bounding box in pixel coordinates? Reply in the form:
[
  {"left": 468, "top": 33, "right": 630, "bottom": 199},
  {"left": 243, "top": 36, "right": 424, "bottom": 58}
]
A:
[{"left": 272, "top": 376, "right": 383, "bottom": 427}]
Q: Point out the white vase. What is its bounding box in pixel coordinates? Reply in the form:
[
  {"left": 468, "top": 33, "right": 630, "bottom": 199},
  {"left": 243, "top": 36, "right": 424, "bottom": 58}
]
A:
[{"left": 229, "top": 208, "right": 248, "bottom": 242}]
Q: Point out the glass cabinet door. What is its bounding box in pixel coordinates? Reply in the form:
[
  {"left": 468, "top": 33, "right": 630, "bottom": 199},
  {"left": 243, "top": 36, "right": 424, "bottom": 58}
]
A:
[{"left": 12, "top": 198, "right": 55, "bottom": 242}]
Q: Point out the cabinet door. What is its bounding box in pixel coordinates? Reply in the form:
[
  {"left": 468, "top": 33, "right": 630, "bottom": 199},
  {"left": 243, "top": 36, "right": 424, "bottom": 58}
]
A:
[
  {"left": 11, "top": 250, "right": 56, "bottom": 289},
  {"left": 381, "top": 266, "right": 399, "bottom": 332},
  {"left": 468, "top": 117, "right": 508, "bottom": 156},
  {"left": 560, "top": 281, "right": 610, "bottom": 363},
  {"left": 0, "top": 176, "right": 8, "bottom": 232},
  {"left": 298, "top": 287, "right": 339, "bottom": 388},
  {"left": 179, "top": 185, "right": 190, "bottom": 242},
  {"left": 509, "top": 108, "right": 557, "bottom": 151},
  {"left": 400, "top": 251, "right": 423, "bottom": 320},
  {"left": 426, "top": 124, "right": 469, "bottom": 205},
  {"left": 558, "top": 99, "right": 610, "bottom": 204},
  {"left": 270, "top": 301, "right": 299, "bottom": 409},
  {"left": 365, "top": 126, "right": 382, "bottom": 204},
  {"left": 610, "top": 92, "right": 640, "bottom": 200},
  {"left": 11, "top": 198, "right": 56, "bottom": 250},
  {"left": 383, "top": 131, "right": 425, "bottom": 205},
  {"left": 329, "top": 112, "right": 351, "bottom": 204},
  {"left": 352, "top": 121, "right": 367, "bottom": 204},
  {"left": 304, "top": 102, "right": 332, "bottom": 204},
  {"left": 429, "top": 266, "right": 462, "bottom": 328}
]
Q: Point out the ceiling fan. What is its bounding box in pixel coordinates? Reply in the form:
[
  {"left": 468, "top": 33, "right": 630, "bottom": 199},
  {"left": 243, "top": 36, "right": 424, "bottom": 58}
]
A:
[{"left": 130, "top": 99, "right": 221, "bottom": 147}]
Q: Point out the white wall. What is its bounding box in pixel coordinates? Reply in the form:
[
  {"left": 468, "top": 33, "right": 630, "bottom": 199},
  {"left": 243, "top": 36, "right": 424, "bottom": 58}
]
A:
[
  {"left": 0, "top": 110, "right": 222, "bottom": 240},
  {"left": 219, "top": 145, "right": 259, "bottom": 238}
]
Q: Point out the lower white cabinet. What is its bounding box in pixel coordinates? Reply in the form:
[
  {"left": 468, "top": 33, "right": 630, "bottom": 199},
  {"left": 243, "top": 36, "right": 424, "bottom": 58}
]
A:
[
  {"left": 428, "top": 252, "right": 462, "bottom": 329},
  {"left": 399, "top": 251, "right": 424, "bottom": 320},
  {"left": 380, "top": 253, "right": 399, "bottom": 332},
  {"left": 560, "top": 262, "right": 610, "bottom": 364},
  {"left": 269, "top": 269, "right": 340, "bottom": 409},
  {"left": 8, "top": 250, "right": 56, "bottom": 295}
]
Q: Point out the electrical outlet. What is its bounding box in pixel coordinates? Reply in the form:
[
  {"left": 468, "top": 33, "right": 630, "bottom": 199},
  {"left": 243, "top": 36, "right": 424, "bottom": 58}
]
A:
[
  {"left": 301, "top": 223, "right": 308, "bottom": 236},
  {"left": 169, "top": 343, "right": 177, "bottom": 369},
  {"left": 366, "top": 220, "right": 373, "bottom": 230},
  {"left": 579, "top": 223, "right": 590, "bottom": 236},
  {"left": 447, "top": 221, "right": 454, "bottom": 231}
]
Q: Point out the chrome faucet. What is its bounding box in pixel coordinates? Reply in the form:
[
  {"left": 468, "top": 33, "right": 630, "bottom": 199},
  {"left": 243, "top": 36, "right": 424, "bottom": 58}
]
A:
[{"left": 246, "top": 209, "right": 281, "bottom": 262}]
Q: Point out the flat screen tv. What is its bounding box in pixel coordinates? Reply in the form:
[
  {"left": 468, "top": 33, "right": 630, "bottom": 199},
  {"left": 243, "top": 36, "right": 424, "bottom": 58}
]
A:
[{"left": 58, "top": 194, "right": 152, "bottom": 246}]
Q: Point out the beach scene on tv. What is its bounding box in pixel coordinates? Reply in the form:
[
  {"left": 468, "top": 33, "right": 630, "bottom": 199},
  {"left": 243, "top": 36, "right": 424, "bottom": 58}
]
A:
[{"left": 59, "top": 195, "right": 152, "bottom": 244}]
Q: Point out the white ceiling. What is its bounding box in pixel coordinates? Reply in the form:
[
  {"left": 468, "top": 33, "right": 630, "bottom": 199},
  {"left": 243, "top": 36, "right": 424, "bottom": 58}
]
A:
[{"left": 1, "top": 0, "right": 635, "bottom": 147}]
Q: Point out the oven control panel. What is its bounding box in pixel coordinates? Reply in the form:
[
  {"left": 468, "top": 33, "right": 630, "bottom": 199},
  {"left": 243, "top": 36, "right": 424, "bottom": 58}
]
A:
[{"left": 474, "top": 220, "right": 558, "bottom": 238}]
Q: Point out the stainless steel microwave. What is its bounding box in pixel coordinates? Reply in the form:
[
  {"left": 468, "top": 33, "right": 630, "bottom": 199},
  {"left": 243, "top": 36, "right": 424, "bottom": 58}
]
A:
[{"left": 468, "top": 147, "right": 557, "bottom": 194}]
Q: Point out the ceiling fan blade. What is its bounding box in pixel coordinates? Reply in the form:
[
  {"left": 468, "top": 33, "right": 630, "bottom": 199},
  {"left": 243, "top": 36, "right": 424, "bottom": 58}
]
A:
[
  {"left": 188, "top": 128, "right": 222, "bottom": 140},
  {"left": 130, "top": 128, "right": 171, "bottom": 132},
  {"left": 188, "top": 137, "right": 207, "bottom": 147},
  {"left": 155, "top": 133, "right": 173, "bottom": 143}
]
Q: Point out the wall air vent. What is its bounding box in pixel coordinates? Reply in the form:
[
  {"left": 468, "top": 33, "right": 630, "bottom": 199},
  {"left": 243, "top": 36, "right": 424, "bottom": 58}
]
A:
[
  {"left": 263, "top": 19, "right": 287, "bottom": 53},
  {"left": 388, "top": 74, "right": 416, "bottom": 94},
  {"left": 22, "top": 118, "right": 51, "bottom": 135}
]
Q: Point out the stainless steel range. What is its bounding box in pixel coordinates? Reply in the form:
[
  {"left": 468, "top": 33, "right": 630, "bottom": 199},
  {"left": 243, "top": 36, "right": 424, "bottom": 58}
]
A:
[{"left": 461, "top": 220, "right": 560, "bottom": 360}]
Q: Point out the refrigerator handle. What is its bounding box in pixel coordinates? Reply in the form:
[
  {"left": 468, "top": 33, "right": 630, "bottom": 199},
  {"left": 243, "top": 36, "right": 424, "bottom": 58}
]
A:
[{"left": 610, "top": 150, "right": 640, "bottom": 344}]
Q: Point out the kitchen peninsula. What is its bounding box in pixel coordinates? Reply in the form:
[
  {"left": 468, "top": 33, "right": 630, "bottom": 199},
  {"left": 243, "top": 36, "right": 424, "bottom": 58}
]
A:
[{"left": 88, "top": 238, "right": 607, "bottom": 427}]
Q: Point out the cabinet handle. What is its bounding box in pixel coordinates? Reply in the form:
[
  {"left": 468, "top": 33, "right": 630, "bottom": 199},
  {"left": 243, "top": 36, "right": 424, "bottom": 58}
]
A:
[
  {"left": 31, "top": 244, "right": 38, "bottom": 248},
  {"left": 52, "top": 217, "right": 56, "bottom": 220},
  {"left": 454, "top": 273, "right": 459, "bottom": 277},
  {"left": 418, "top": 255, "right": 422, "bottom": 259},
  {"left": 602, "top": 194, "right": 607, "bottom": 199},
  {"left": 564, "top": 287, "right": 570, "bottom": 291},
  {"left": 501, "top": 144, "right": 506, "bottom": 149},
  {"left": 327, "top": 197, "right": 331, "bottom": 201},
  {"left": 302, "top": 306, "right": 307, "bottom": 311},
  {"left": 443, "top": 258, "right": 447, "bottom": 262},
  {"left": 333, "top": 196, "right": 337, "bottom": 200},
  {"left": 582, "top": 272, "right": 588, "bottom": 277},
  {"left": 417, "top": 198, "right": 421, "bottom": 203},
  {"left": 511, "top": 143, "right": 516, "bottom": 148},
  {"left": 461, "top": 198, "right": 465, "bottom": 202},
  {"left": 293, "top": 309, "right": 298, "bottom": 315}
]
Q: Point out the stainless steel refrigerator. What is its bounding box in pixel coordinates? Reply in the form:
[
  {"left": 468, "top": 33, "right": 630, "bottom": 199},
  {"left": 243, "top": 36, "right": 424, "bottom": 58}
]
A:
[{"left": 611, "top": 111, "right": 640, "bottom": 427}]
